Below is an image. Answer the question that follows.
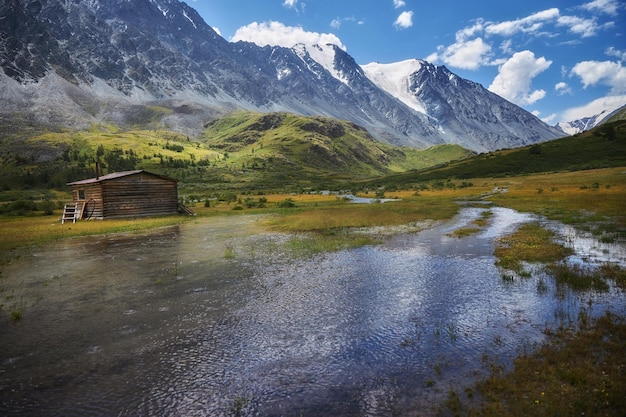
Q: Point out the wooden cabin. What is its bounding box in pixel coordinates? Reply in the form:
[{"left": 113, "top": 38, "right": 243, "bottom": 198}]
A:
[{"left": 65, "top": 170, "right": 179, "bottom": 220}]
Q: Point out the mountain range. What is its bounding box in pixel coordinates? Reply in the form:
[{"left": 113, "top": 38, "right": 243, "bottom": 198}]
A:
[
  {"left": 555, "top": 106, "right": 624, "bottom": 136},
  {"left": 1, "top": 0, "right": 567, "bottom": 152}
]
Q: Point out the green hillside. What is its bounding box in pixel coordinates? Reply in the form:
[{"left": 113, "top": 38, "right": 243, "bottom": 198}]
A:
[
  {"left": 604, "top": 104, "right": 626, "bottom": 123},
  {"left": 198, "top": 111, "right": 472, "bottom": 189},
  {"left": 4, "top": 108, "right": 624, "bottom": 199},
  {"left": 0, "top": 111, "right": 473, "bottom": 194},
  {"left": 367, "top": 118, "right": 626, "bottom": 188}
]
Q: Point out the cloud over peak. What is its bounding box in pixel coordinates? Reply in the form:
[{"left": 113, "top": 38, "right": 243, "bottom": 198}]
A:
[{"left": 232, "top": 21, "right": 346, "bottom": 50}]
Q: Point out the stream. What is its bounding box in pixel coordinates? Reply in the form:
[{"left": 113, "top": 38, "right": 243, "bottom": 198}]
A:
[{"left": 1, "top": 206, "right": 624, "bottom": 416}]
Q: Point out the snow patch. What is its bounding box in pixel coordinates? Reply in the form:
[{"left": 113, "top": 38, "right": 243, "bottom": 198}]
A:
[
  {"left": 183, "top": 11, "right": 197, "bottom": 29},
  {"left": 556, "top": 108, "right": 615, "bottom": 135},
  {"left": 362, "top": 60, "right": 428, "bottom": 115},
  {"left": 295, "top": 43, "right": 349, "bottom": 85}
]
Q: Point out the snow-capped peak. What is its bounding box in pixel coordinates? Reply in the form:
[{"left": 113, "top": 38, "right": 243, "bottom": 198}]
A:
[
  {"left": 293, "top": 43, "right": 349, "bottom": 85},
  {"left": 556, "top": 110, "right": 610, "bottom": 135},
  {"left": 361, "top": 59, "right": 428, "bottom": 115}
]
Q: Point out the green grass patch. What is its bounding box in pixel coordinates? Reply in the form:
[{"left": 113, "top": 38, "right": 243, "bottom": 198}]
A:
[
  {"left": 453, "top": 312, "right": 626, "bottom": 417},
  {"left": 494, "top": 223, "right": 573, "bottom": 273},
  {"left": 284, "top": 231, "right": 379, "bottom": 257},
  {"left": 265, "top": 195, "right": 459, "bottom": 233},
  {"left": 450, "top": 227, "right": 482, "bottom": 238},
  {"left": 548, "top": 263, "right": 610, "bottom": 291},
  {"left": 449, "top": 210, "right": 493, "bottom": 238}
]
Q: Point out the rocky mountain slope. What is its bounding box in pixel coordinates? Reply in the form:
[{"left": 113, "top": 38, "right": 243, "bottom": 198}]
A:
[{"left": 0, "top": 0, "right": 564, "bottom": 152}]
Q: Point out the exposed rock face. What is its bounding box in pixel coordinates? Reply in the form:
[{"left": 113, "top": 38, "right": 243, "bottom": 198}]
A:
[{"left": 0, "top": 0, "right": 564, "bottom": 151}]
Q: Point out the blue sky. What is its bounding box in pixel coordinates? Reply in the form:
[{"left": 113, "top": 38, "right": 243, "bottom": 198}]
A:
[{"left": 189, "top": 0, "right": 625, "bottom": 123}]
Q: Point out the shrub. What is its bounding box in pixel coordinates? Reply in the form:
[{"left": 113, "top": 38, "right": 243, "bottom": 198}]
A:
[
  {"left": 277, "top": 198, "right": 296, "bottom": 208},
  {"left": 38, "top": 200, "right": 56, "bottom": 215}
]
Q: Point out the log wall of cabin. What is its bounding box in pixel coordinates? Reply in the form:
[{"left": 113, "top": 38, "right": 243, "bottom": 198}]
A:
[{"left": 100, "top": 174, "right": 178, "bottom": 218}]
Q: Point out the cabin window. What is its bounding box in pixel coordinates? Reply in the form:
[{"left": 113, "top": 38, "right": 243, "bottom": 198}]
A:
[{"left": 78, "top": 189, "right": 85, "bottom": 200}]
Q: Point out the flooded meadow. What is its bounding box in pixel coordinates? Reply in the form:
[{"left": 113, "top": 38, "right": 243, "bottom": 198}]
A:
[{"left": 1, "top": 207, "right": 625, "bottom": 416}]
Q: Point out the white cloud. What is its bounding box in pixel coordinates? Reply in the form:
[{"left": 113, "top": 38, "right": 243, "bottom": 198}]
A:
[
  {"left": 482, "top": 7, "right": 611, "bottom": 39},
  {"left": 283, "top": 0, "right": 298, "bottom": 8},
  {"left": 432, "top": 38, "right": 492, "bottom": 70},
  {"left": 393, "top": 0, "right": 406, "bottom": 8},
  {"left": 561, "top": 95, "right": 626, "bottom": 121},
  {"left": 330, "top": 16, "right": 364, "bottom": 30},
  {"left": 212, "top": 26, "right": 222, "bottom": 36},
  {"left": 541, "top": 113, "right": 558, "bottom": 124},
  {"left": 457, "top": 21, "right": 485, "bottom": 41},
  {"left": 427, "top": 4, "right": 618, "bottom": 73},
  {"left": 581, "top": 0, "right": 619, "bottom": 16},
  {"left": 555, "top": 82, "right": 572, "bottom": 95},
  {"left": 571, "top": 60, "right": 626, "bottom": 93},
  {"left": 556, "top": 15, "right": 601, "bottom": 38},
  {"left": 606, "top": 47, "right": 626, "bottom": 61},
  {"left": 488, "top": 50, "right": 552, "bottom": 105},
  {"left": 232, "top": 21, "right": 346, "bottom": 50},
  {"left": 485, "top": 8, "right": 559, "bottom": 36},
  {"left": 499, "top": 39, "right": 513, "bottom": 54},
  {"left": 394, "top": 11, "right": 413, "bottom": 29}
]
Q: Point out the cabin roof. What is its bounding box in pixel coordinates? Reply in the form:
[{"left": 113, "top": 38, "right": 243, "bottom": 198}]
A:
[{"left": 67, "top": 170, "right": 177, "bottom": 186}]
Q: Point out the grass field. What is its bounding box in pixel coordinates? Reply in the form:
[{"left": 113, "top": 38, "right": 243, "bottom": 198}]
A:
[{"left": 1, "top": 167, "right": 624, "bottom": 253}]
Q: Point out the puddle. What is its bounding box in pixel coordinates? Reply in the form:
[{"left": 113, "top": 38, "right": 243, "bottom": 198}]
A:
[{"left": 0, "top": 210, "right": 624, "bottom": 416}]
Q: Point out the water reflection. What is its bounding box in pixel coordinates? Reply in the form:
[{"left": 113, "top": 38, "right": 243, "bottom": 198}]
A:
[{"left": 0, "top": 209, "right": 624, "bottom": 416}]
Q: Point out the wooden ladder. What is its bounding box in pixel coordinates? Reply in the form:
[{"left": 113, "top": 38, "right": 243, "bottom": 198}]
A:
[
  {"left": 178, "top": 202, "right": 195, "bottom": 216},
  {"left": 61, "top": 203, "right": 80, "bottom": 224}
]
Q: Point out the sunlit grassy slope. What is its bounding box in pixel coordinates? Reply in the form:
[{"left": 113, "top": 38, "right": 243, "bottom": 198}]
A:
[
  {"left": 0, "top": 111, "right": 473, "bottom": 193},
  {"left": 199, "top": 111, "right": 472, "bottom": 187}
]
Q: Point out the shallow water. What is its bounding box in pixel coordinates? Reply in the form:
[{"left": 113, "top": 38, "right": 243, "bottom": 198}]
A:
[{"left": 0, "top": 208, "right": 624, "bottom": 416}]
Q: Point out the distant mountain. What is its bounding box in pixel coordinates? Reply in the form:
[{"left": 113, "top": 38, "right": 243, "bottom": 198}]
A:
[
  {"left": 556, "top": 110, "right": 614, "bottom": 135},
  {"left": 0, "top": 0, "right": 564, "bottom": 152},
  {"left": 362, "top": 59, "right": 563, "bottom": 151}
]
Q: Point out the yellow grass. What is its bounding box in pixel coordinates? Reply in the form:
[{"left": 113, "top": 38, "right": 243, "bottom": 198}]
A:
[
  {"left": 0, "top": 214, "right": 190, "bottom": 253},
  {"left": 265, "top": 194, "right": 463, "bottom": 233},
  {"left": 494, "top": 222, "right": 573, "bottom": 272},
  {"left": 1, "top": 167, "right": 624, "bottom": 253},
  {"left": 487, "top": 168, "right": 626, "bottom": 228}
]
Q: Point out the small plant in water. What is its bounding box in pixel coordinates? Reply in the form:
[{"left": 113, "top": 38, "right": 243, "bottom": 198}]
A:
[
  {"left": 548, "top": 262, "right": 609, "bottom": 291},
  {"left": 8, "top": 297, "right": 24, "bottom": 322},
  {"left": 10, "top": 308, "right": 22, "bottom": 322},
  {"left": 229, "top": 395, "right": 249, "bottom": 417},
  {"left": 501, "top": 273, "right": 515, "bottom": 282},
  {"left": 224, "top": 242, "right": 235, "bottom": 259},
  {"left": 446, "top": 321, "right": 459, "bottom": 342},
  {"left": 536, "top": 277, "right": 548, "bottom": 294}
]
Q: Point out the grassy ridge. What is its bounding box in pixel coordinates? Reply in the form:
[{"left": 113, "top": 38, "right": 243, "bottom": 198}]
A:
[
  {"left": 0, "top": 111, "right": 473, "bottom": 194},
  {"left": 199, "top": 111, "right": 473, "bottom": 188},
  {"left": 367, "top": 119, "right": 626, "bottom": 188}
]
